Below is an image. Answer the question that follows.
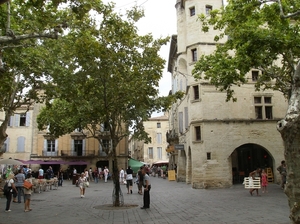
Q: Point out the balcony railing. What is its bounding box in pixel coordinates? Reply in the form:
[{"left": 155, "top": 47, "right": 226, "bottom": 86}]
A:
[{"left": 38, "top": 150, "right": 108, "bottom": 157}]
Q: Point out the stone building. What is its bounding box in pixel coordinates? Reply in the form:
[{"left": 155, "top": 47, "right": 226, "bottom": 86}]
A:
[
  {"left": 129, "top": 114, "right": 169, "bottom": 165},
  {"left": 166, "top": 0, "right": 287, "bottom": 188},
  {"left": 0, "top": 103, "right": 128, "bottom": 174}
]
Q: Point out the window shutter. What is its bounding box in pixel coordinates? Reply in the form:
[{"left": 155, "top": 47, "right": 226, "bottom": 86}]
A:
[
  {"left": 83, "top": 139, "right": 86, "bottom": 155},
  {"left": 184, "top": 107, "right": 189, "bottom": 129},
  {"left": 71, "top": 139, "right": 74, "bottom": 151},
  {"left": 17, "top": 136, "right": 25, "bottom": 152},
  {"left": 8, "top": 116, "right": 13, "bottom": 127},
  {"left": 6, "top": 138, "right": 10, "bottom": 152},
  {"left": 25, "top": 112, "right": 30, "bottom": 127},
  {"left": 55, "top": 139, "right": 58, "bottom": 152},
  {"left": 179, "top": 112, "right": 183, "bottom": 133},
  {"left": 15, "top": 114, "right": 20, "bottom": 127}
]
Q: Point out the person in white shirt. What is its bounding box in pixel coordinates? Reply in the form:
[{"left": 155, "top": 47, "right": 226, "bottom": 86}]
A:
[
  {"left": 119, "top": 168, "right": 125, "bottom": 184},
  {"left": 104, "top": 167, "right": 109, "bottom": 183}
]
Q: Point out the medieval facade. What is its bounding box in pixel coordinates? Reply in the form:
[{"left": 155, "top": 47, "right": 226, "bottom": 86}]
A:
[{"left": 167, "top": 0, "right": 287, "bottom": 188}]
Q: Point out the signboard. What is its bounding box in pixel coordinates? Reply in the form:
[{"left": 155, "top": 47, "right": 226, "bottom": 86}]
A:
[
  {"left": 166, "top": 145, "right": 174, "bottom": 153},
  {"left": 168, "top": 170, "right": 176, "bottom": 181},
  {"left": 174, "top": 144, "right": 184, "bottom": 150}
]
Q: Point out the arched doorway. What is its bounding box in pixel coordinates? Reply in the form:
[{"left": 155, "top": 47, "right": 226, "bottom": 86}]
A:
[{"left": 231, "top": 143, "right": 273, "bottom": 183}]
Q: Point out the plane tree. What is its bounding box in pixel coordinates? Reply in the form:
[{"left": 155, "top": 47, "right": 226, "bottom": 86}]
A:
[
  {"left": 0, "top": 0, "right": 104, "bottom": 153},
  {"left": 37, "top": 5, "right": 183, "bottom": 206},
  {"left": 192, "top": 0, "right": 300, "bottom": 222}
]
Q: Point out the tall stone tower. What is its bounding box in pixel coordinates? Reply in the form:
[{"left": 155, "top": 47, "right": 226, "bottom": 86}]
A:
[{"left": 168, "top": 0, "right": 286, "bottom": 188}]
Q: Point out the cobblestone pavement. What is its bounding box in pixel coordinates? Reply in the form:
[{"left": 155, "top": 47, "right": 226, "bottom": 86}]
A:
[{"left": 0, "top": 176, "right": 290, "bottom": 224}]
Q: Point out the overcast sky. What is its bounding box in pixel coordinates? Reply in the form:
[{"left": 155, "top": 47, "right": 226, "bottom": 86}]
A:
[{"left": 102, "top": 0, "right": 177, "bottom": 99}]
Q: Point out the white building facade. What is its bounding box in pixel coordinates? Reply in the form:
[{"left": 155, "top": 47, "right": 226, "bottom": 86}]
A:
[{"left": 167, "top": 0, "right": 287, "bottom": 188}]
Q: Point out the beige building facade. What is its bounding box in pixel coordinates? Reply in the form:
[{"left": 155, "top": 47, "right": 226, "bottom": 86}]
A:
[
  {"left": 130, "top": 114, "right": 170, "bottom": 165},
  {"left": 0, "top": 103, "right": 128, "bottom": 174},
  {"left": 167, "top": 0, "right": 287, "bottom": 188}
]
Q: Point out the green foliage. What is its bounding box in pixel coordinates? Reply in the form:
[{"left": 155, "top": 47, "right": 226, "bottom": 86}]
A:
[
  {"left": 36, "top": 3, "right": 178, "bottom": 147},
  {"left": 193, "top": 0, "right": 300, "bottom": 101}
]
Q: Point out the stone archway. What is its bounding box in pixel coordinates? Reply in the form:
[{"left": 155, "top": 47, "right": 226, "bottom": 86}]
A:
[{"left": 231, "top": 143, "right": 274, "bottom": 184}]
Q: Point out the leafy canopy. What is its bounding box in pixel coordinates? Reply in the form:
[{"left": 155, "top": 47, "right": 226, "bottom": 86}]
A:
[
  {"left": 193, "top": 0, "right": 300, "bottom": 101},
  {"left": 37, "top": 4, "right": 184, "bottom": 146}
]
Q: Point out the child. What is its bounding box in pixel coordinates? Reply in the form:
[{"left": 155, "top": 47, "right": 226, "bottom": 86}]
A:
[
  {"left": 24, "top": 173, "right": 33, "bottom": 212},
  {"left": 261, "top": 169, "right": 268, "bottom": 193}
]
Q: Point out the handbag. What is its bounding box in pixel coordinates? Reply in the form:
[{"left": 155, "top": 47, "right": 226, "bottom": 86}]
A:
[
  {"left": 84, "top": 181, "right": 89, "bottom": 187},
  {"left": 23, "top": 180, "right": 33, "bottom": 189}
]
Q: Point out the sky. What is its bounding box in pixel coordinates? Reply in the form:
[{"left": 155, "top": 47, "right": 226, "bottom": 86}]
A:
[{"left": 102, "top": 0, "right": 177, "bottom": 116}]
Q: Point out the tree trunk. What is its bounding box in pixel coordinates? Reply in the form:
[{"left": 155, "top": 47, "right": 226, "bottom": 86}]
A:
[
  {"left": 112, "top": 153, "right": 123, "bottom": 206},
  {"left": 277, "top": 62, "right": 300, "bottom": 224},
  {"left": 0, "top": 111, "right": 9, "bottom": 155}
]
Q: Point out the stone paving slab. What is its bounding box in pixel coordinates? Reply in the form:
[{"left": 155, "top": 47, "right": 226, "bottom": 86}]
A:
[{"left": 0, "top": 177, "right": 290, "bottom": 224}]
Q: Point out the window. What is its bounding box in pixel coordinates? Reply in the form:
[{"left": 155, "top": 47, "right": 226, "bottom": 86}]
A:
[
  {"left": 252, "top": 71, "right": 259, "bottom": 81},
  {"left": 148, "top": 147, "right": 153, "bottom": 159},
  {"left": 265, "top": 106, "right": 273, "bottom": 119},
  {"left": 157, "top": 122, "right": 161, "bottom": 128},
  {"left": 47, "top": 140, "right": 55, "bottom": 152},
  {"left": 19, "top": 113, "right": 26, "bottom": 126},
  {"left": 193, "top": 85, "right": 199, "bottom": 100},
  {"left": 14, "top": 112, "right": 30, "bottom": 127},
  {"left": 195, "top": 126, "right": 201, "bottom": 141},
  {"left": 102, "top": 139, "right": 110, "bottom": 149},
  {"left": 255, "top": 106, "right": 263, "bottom": 119},
  {"left": 205, "top": 5, "right": 212, "bottom": 15},
  {"left": 254, "top": 96, "right": 273, "bottom": 119},
  {"left": 157, "top": 133, "right": 162, "bottom": 144},
  {"left": 190, "top": 6, "right": 195, "bottom": 16},
  {"left": 157, "top": 147, "right": 162, "bottom": 159},
  {"left": 191, "top": 48, "right": 197, "bottom": 62},
  {"left": 207, "top": 152, "right": 211, "bottom": 160},
  {"left": 74, "top": 140, "right": 83, "bottom": 156}
]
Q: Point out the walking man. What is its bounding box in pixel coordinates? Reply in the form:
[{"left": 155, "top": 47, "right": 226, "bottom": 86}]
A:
[{"left": 141, "top": 167, "right": 151, "bottom": 209}]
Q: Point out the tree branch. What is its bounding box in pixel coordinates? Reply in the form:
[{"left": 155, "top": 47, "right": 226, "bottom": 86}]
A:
[
  {"left": 277, "top": 0, "right": 300, "bottom": 18},
  {"left": 0, "top": 32, "right": 58, "bottom": 44}
]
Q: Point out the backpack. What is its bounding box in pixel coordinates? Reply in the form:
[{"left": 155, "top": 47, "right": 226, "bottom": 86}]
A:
[{"left": 3, "top": 181, "right": 9, "bottom": 195}]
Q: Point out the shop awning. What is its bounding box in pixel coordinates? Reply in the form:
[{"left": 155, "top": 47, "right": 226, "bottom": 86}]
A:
[
  {"left": 17, "top": 159, "right": 88, "bottom": 165},
  {"left": 128, "top": 158, "right": 145, "bottom": 173}
]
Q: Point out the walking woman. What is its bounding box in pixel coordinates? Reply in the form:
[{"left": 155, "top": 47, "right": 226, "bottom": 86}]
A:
[
  {"left": 5, "top": 173, "right": 18, "bottom": 212},
  {"left": 76, "top": 172, "right": 87, "bottom": 198}
]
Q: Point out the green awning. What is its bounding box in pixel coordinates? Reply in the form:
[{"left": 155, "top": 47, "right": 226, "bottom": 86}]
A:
[{"left": 128, "top": 158, "right": 144, "bottom": 173}]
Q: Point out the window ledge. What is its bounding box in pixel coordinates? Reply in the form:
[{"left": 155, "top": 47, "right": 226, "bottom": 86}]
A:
[
  {"left": 192, "top": 140, "right": 203, "bottom": 144},
  {"left": 191, "top": 99, "right": 201, "bottom": 103}
]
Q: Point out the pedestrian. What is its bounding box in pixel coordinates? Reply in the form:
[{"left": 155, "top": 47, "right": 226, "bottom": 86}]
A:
[
  {"left": 58, "top": 168, "right": 63, "bottom": 186},
  {"left": 15, "top": 169, "right": 25, "bottom": 203},
  {"left": 76, "top": 172, "right": 87, "bottom": 198},
  {"left": 141, "top": 167, "right": 151, "bottom": 209},
  {"left": 249, "top": 168, "right": 261, "bottom": 196},
  {"left": 5, "top": 165, "right": 12, "bottom": 179},
  {"left": 84, "top": 168, "right": 89, "bottom": 181},
  {"left": 89, "top": 167, "right": 93, "bottom": 182},
  {"left": 119, "top": 168, "right": 125, "bottom": 184},
  {"left": 261, "top": 169, "right": 268, "bottom": 193},
  {"left": 38, "top": 167, "right": 44, "bottom": 179},
  {"left": 94, "top": 168, "right": 99, "bottom": 183},
  {"left": 104, "top": 166, "right": 109, "bottom": 183},
  {"left": 138, "top": 166, "right": 143, "bottom": 195},
  {"left": 24, "top": 173, "right": 33, "bottom": 212},
  {"left": 277, "top": 160, "right": 287, "bottom": 189},
  {"left": 125, "top": 166, "right": 133, "bottom": 194},
  {"left": 4, "top": 173, "right": 18, "bottom": 212}
]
